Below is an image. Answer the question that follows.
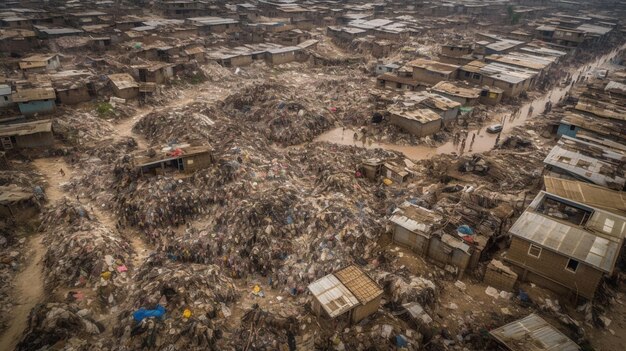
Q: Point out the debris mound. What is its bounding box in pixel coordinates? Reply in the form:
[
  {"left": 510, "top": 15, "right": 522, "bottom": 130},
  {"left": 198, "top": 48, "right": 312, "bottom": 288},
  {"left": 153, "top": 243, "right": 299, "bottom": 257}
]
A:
[
  {"left": 113, "top": 254, "right": 237, "bottom": 350},
  {"left": 16, "top": 303, "right": 104, "bottom": 351}
]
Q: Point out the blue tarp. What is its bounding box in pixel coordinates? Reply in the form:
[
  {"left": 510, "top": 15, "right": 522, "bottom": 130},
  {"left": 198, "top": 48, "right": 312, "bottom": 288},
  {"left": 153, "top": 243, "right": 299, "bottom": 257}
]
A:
[
  {"left": 133, "top": 304, "right": 166, "bottom": 322},
  {"left": 457, "top": 225, "right": 474, "bottom": 235}
]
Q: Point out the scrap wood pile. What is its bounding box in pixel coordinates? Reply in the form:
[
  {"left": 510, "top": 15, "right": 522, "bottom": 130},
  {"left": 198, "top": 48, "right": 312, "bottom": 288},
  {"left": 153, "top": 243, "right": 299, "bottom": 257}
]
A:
[
  {"left": 16, "top": 302, "right": 105, "bottom": 351},
  {"left": 220, "top": 83, "right": 335, "bottom": 146},
  {"left": 40, "top": 202, "right": 133, "bottom": 306},
  {"left": 113, "top": 255, "right": 237, "bottom": 350}
]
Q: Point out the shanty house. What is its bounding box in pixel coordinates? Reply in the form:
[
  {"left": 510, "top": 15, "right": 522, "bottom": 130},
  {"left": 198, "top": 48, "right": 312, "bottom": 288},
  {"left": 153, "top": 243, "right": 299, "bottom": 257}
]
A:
[
  {"left": 489, "top": 314, "right": 580, "bottom": 351},
  {"left": 0, "top": 119, "right": 54, "bottom": 150},
  {"left": 11, "top": 87, "right": 56, "bottom": 115},
  {"left": 405, "top": 91, "right": 461, "bottom": 125},
  {"left": 504, "top": 191, "right": 625, "bottom": 300},
  {"left": 383, "top": 161, "right": 410, "bottom": 184},
  {"left": 431, "top": 81, "right": 481, "bottom": 106},
  {"left": 0, "top": 84, "right": 13, "bottom": 109},
  {"left": 108, "top": 73, "right": 139, "bottom": 100},
  {"left": 138, "top": 146, "right": 213, "bottom": 176},
  {"left": 407, "top": 59, "right": 459, "bottom": 85},
  {"left": 19, "top": 54, "right": 60, "bottom": 72},
  {"left": 387, "top": 106, "right": 442, "bottom": 138},
  {"left": 308, "top": 265, "right": 383, "bottom": 324},
  {"left": 389, "top": 201, "right": 473, "bottom": 278},
  {"left": 390, "top": 201, "right": 444, "bottom": 256},
  {"left": 265, "top": 46, "right": 300, "bottom": 65},
  {"left": 134, "top": 63, "right": 175, "bottom": 84},
  {"left": 184, "top": 46, "right": 206, "bottom": 63}
]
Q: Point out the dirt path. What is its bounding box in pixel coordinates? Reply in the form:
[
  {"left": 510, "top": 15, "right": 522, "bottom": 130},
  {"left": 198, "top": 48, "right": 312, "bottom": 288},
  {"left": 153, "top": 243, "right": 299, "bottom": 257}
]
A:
[
  {"left": 0, "top": 236, "right": 45, "bottom": 351},
  {"left": 0, "top": 157, "right": 70, "bottom": 350}
]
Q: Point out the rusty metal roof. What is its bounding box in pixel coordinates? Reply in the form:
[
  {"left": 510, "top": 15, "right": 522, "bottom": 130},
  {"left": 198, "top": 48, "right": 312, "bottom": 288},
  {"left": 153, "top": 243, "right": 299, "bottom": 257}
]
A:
[{"left": 334, "top": 265, "right": 383, "bottom": 305}]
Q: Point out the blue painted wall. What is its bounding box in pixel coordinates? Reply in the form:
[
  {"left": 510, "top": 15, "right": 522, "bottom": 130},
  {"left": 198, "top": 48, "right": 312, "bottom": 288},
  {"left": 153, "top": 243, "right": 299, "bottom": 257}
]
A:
[
  {"left": 557, "top": 123, "right": 578, "bottom": 138},
  {"left": 17, "top": 100, "right": 56, "bottom": 115}
]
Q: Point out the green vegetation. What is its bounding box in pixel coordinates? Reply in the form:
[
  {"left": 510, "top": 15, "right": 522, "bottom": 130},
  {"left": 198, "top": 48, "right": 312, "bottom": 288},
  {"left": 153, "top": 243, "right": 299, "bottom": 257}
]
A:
[{"left": 95, "top": 102, "right": 115, "bottom": 117}]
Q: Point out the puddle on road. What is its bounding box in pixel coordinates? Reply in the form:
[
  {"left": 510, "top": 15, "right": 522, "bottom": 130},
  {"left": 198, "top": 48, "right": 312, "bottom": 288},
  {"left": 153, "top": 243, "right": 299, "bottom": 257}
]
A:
[{"left": 315, "top": 47, "right": 624, "bottom": 161}]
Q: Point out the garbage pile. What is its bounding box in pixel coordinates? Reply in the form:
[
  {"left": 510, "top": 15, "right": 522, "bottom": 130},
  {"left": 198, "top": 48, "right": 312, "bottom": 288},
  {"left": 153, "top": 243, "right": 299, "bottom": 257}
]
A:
[
  {"left": 113, "top": 254, "right": 238, "bottom": 350},
  {"left": 231, "top": 305, "right": 299, "bottom": 351},
  {"left": 220, "top": 83, "right": 335, "bottom": 146},
  {"left": 16, "top": 302, "right": 104, "bottom": 351},
  {"left": 40, "top": 202, "right": 132, "bottom": 306},
  {"left": 133, "top": 102, "right": 217, "bottom": 145},
  {"left": 53, "top": 111, "right": 117, "bottom": 147},
  {"left": 376, "top": 272, "right": 437, "bottom": 307},
  {"left": 329, "top": 323, "right": 422, "bottom": 351}
]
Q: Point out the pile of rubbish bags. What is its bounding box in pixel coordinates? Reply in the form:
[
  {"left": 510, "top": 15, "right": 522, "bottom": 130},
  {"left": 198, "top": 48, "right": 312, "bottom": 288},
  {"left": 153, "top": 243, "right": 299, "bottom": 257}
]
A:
[{"left": 17, "top": 303, "right": 104, "bottom": 351}]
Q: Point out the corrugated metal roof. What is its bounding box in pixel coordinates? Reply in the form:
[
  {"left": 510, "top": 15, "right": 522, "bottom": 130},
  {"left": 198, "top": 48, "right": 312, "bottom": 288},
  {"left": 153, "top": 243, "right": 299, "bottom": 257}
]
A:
[
  {"left": 543, "top": 136, "right": 625, "bottom": 189},
  {"left": 490, "top": 314, "right": 580, "bottom": 351},
  {"left": 544, "top": 176, "right": 626, "bottom": 216},
  {"left": 389, "top": 201, "right": 443, "bottom": 235},
  {"left": 508, "top": 210, "right": 620, "bottom": 273},
  {"left": 307, "top": 274, "right": 359, "bottom": 318}
]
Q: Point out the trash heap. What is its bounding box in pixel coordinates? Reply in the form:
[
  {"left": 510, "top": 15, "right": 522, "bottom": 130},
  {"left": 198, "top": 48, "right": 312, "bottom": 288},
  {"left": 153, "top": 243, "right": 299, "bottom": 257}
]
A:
[
  {"left": 113, "top": 254, "right": 238, "bottom": 350},
  {"left": 376, "top": 272, "right": 438, "bottom": 307},
  {"left": 229, "top": 305, "right": 299, "bottom": 350},
  {"left": 112, "top": 174, "right": 212, "bottom": 233},
  {"left": 52, "top": 111, "right": 117, "bottom": 147},
  {"left": 16, "top": 302, "right": 105, "bottom": 351},
  {"left": 133, "top": 102, "right": 217, "bottom": 145},
  {"left": 40, "top": 202, "right": 133, "bottom": 306},
  {"left": 220, "top": 83, "right": 335, "bottom": 146}
]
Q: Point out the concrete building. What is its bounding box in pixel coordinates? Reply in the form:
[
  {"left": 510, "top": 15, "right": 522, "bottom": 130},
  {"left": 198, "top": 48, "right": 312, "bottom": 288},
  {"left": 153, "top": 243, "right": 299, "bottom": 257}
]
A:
[
  {"left": 505, "top": 191, "right": 625, "bottom": 300},
  {"left": 308, "top": 265, "right": 383, "bottom": 324}
]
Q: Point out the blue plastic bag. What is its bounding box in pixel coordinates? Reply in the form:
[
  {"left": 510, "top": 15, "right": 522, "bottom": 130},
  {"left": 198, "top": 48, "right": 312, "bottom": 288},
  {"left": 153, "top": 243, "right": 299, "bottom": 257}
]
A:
[{"left": 133, "top": 304, "right": 166, "bottom": 322}]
